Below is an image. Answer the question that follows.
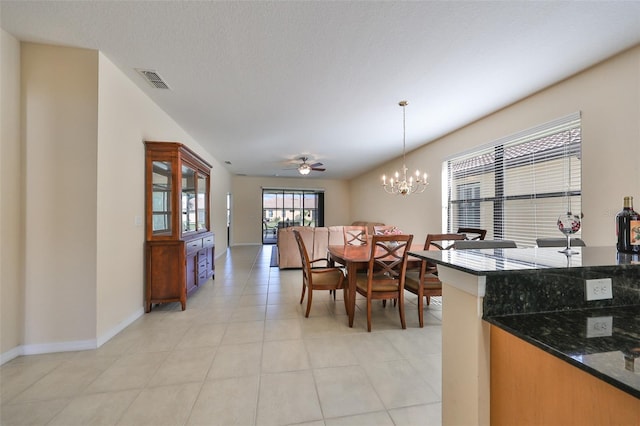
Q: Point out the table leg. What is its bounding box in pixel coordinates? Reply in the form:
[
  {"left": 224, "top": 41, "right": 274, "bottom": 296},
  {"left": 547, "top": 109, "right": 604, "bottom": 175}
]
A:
[{"left": 347, "top": 262, "right": 357, "bottom": 327}]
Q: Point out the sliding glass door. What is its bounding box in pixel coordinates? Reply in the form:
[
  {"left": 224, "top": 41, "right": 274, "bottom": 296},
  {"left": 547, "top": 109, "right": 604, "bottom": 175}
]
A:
[{"left": 262, "top": 189, "right": 324, "bottom": 244}]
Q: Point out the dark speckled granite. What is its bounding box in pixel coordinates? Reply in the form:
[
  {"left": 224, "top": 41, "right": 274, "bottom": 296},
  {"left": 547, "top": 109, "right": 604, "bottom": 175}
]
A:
[
  {"left": 485, "top": 307, "right": 639, "bottom": 399},
  {"left": 409, "top": 246, "right": 640, "bottom": 399}
]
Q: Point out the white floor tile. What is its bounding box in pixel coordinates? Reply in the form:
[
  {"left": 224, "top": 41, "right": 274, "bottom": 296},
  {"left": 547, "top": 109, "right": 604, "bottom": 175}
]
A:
[
  {"left": 256, "top": 370, "right": 323, "bottom": 426},
  {"left": 1, "top": 246, "right": 442, "bottom": 426}
]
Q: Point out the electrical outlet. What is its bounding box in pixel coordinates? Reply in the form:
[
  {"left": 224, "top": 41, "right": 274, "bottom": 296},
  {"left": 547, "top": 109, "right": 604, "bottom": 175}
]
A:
[
  {"left": 585, "top": 278, "right": 613, "bottom": 301},
  {"left": 586, "top": 316, "right": 613, "bottom": 338}
]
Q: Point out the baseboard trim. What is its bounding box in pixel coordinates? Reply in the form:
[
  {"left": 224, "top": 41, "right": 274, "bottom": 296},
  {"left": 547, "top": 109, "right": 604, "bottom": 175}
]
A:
[
  {"left": 0, "top": 346, "right": 22, "bottom": 365},
  {"left": 22, "top": 338, "right": 97, "bottom": 356},
  {"left": 1, "top": 307, "right": 145, "bottom": 365},
  {"left": 97, "top": 307, "right": 144, "bottom": 347}
]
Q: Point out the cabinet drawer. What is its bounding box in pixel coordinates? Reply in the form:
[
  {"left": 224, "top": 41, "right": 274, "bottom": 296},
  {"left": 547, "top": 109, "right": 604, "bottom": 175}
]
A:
[
  {"left": 198, "top": 258, "right": 207, "bottom": 270},
  {"left": 203, "top": 235, "right": 214, "bottom": 247},
  {"left": 186, "top": 238, "right": 202, "bottom": 253}
]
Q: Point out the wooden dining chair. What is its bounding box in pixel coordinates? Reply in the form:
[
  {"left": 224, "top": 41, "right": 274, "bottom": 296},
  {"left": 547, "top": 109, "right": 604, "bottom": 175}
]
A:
[
  {"left": 294, "top": 230, "right": 346, "bottom": 317},
  {"left": 354, "top": 234, "right": 414, "bottom": 332},
  {"left": 343, "top": 225, "right": 369, "bottom": 246},
  {"left": 404, "top": 233, "right": 466, "bottom": 327},
  {"left": 456, "top": 227, "right": 487, "bottom": 241}
]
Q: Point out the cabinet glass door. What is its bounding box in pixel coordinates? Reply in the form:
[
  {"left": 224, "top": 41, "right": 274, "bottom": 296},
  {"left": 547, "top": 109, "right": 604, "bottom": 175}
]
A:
[
  {"left": 197, "top": 174, "right": 207, "bottom": 231},
  {"left": 182, "top": 165, "right": 196, "bottom": 233},
  {"left": 152, "top": 161, "right": 172, "bottom": 235}
]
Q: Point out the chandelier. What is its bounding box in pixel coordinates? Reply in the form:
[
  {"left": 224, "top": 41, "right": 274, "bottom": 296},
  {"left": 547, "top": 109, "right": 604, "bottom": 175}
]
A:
[{"left": 381, "top": 100, "right": 428, "bottom": 195}]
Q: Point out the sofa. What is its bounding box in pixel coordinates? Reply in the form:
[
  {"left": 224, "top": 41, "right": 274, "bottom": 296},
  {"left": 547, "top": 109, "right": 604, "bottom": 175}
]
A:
[{"left": 277, "top": 221, "right": 385, "bottom": 269}]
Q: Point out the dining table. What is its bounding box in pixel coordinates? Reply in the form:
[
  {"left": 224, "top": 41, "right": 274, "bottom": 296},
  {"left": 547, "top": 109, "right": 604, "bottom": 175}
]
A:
[{"left": 327, "top": 243, "right": 424, "bottom": 327}]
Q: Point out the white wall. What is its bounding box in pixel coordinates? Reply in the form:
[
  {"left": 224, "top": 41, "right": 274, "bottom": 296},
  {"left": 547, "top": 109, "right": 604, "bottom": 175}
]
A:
[
  {"left": 0, "top": 29, "right": 23, "bottom": 360},
  {"left": 350, "top": 45, "right": 640, "bottom": 247},
  {"left": 231, "top": 176, "right": 350, "bottom": 245}
]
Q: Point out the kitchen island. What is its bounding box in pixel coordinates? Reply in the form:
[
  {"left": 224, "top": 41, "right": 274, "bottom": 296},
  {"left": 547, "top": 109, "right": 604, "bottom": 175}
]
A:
[{"left": 409, "top": 246, "right": 640, "bottom": 426}]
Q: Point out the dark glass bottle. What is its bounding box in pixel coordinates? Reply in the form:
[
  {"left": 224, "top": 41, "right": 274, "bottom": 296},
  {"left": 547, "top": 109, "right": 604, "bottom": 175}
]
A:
[{"left": 616, "top": 196, "right": 640, "bottom": 253}]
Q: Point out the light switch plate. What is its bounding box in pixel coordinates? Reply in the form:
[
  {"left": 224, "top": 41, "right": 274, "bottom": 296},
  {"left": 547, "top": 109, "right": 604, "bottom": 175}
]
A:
[
  {"left": 586, "top": 316, "right": 613, "bottom": 338},
  {"left": 585, "top": 278, "right": 613, "bottom": 301}
]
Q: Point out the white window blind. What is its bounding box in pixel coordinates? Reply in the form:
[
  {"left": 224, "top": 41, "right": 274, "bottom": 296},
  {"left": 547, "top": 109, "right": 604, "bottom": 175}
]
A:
[{"left": 445, "top": 112, "right": 582, "bottom": 247}]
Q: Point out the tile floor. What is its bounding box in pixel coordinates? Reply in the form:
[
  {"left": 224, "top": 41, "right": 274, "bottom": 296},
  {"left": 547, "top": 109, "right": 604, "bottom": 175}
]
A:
[{"left": 1, "top": 245, "right": 443, "bottom": 426}]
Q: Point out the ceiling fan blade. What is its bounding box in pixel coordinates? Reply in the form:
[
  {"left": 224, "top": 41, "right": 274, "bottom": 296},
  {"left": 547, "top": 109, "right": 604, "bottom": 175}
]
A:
[
  {"left": 311, "top": 167, "right": 326, "bottom": 172},
  {"left": 309, "top": 162, "right": 323, "bottom": 168}
]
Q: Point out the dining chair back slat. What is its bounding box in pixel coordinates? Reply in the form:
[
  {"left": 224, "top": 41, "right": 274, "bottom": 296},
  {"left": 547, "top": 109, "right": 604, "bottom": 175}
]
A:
[
  {"left": 372, "top": 225, "right": 401, "bottom": 235},
  {"left": 343, "top": 225, "right": 369, "bottom": 246},
  {"left": 425, "top": 233, "right": 467, "bottom": 251},
  {"left": 456, "top": 227, "right": 487, "bottom": 241}
]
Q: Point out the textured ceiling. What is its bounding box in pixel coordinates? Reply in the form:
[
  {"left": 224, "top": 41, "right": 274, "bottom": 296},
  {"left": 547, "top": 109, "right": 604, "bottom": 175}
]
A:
[{"left": 3, "top": 1, "right": 640, "bottom": 179}]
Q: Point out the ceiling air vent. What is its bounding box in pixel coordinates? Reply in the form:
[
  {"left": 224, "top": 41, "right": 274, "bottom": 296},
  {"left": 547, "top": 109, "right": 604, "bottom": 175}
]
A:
[{"left": 136, "top": 69, "right": 170, "bottom": 89}]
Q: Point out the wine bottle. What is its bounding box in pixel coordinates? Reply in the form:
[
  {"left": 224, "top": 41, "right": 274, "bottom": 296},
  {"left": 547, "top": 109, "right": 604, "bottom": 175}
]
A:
[{"left": 616, "top": 196, "right": 640, "bottom": 253}]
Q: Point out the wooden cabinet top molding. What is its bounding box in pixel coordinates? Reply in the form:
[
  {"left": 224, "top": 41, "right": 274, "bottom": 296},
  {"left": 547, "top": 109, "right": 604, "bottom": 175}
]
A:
[{"left": 144, "top": 141, "right": 213, "bottom": 169}]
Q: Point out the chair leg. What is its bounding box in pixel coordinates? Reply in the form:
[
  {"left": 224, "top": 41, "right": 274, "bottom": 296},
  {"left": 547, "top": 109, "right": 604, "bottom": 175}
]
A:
[
  {"left": 342, "top": 285, "right": 348, "bottom": 315},
  {"left": 305, "top": 289, "right": 313, "bottom": 318},
  {"left": 366, "top": 298, "right": 372, "bottom": 332},
  {"left": 299, "top": 283, "right": 306, "bottom": 305},
  {"left": 418, "top": 291, "right": 424, "bottom": 328},
  {"left": 382, "top": 300, "right": 387, "bottom": 307},
  {"left": 398, "top": 294, "right": 406, "bottom": 329}
]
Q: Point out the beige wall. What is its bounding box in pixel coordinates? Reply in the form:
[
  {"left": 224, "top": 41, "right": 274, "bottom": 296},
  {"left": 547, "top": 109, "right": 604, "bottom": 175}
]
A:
[
  {"left": 1, "top": 41, "right": 233, "bottom": 362},
  {"left": 1, "top": 30, "right": 24, "bottom": 359},
  {"left": 95, "top": 53, "right": 232, "bottom": 341},
  {"left": 21, "top": 43, "right": 99, "bottom": 349},
  {"left": 231, "top": 176, "right": 350, "bottom": 245},
  {"left": 350, "top": 45, "right": 640, "bottom": 246}
]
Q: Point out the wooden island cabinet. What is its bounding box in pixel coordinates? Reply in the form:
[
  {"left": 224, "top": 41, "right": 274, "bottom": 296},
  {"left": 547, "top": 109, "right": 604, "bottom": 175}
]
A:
[
  {"left": 144, "top": 141, "right": 214, "bottom": 312},
  {"left": 409, "top": 247, "right": 640, "bottom": 426}
]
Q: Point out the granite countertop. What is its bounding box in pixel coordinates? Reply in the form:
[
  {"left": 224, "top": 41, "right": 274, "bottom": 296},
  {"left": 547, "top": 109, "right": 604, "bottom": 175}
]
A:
[
  {"left": 409, "top": 246, "right": 640, "bottom": 276},
  {"left": 408, "top": 245, "right": 640, "bottom": 399},
  {"left": 486, "top": 306, "right": 640, "bottom": 399}
]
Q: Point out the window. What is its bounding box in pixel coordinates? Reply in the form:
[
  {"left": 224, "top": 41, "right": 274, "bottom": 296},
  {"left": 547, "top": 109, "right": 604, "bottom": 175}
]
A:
[{"left": 445, "top": 113, "right": 581, "bottom": 247}]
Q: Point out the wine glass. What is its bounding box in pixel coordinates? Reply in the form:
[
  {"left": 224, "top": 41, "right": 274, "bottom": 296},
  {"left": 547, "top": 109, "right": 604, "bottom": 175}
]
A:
[{"left": 557, "top": 211, "right": 581, "bottom": 254}]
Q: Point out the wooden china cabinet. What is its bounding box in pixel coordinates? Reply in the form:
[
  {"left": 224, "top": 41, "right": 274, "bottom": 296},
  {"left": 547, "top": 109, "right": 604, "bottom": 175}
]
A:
[{"left": 144, "top": 141, "right": 214, "bottom": 312}]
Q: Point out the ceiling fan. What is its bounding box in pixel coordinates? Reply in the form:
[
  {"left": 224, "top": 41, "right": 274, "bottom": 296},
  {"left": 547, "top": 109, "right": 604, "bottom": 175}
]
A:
[{"left": 289, "top": 157, "right": 325, "bottom": 175}]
